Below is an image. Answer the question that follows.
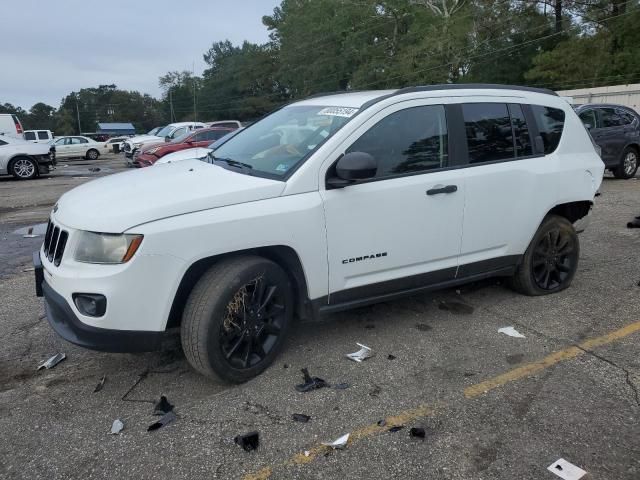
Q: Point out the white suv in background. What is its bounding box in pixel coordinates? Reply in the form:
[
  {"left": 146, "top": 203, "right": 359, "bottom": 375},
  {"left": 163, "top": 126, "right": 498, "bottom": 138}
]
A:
[
  {"left": 35, "top": 85, "right": 604, "bottom": 383},
  {"left": 122, "top": 122, "right": 207, "bottom": 159}
]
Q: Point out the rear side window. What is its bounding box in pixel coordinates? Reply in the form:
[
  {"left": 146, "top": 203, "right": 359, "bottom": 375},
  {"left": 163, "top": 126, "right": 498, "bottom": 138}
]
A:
[
  {"left": 579, "top": 109, "right": 597, "bottom": 129},
  {"left": 462, "top": 103, "right": 513, "bottom": 163},
  {"left": 600, "top": 108, "right": 624, "bottom": 128},
  {"left": 508, "top": 104, "right": 532, "bottom": 157},
  {"left": 24, "top": 132, "right": 36, "bottom": 141},
  {"left": 616, "top": 109, "right": 636, "bottom": 125},
  {"left": 204, "top": 129, "right": 229, "bottom": 141},
  {"left": 37, "top": 131, "right": 49, "bottom": 140},
  {"left": 531, "top": 106, "right": 565, "bottom": 154},
  {"left": 347, "top": 105, "right": 448, "bottom": 177}
]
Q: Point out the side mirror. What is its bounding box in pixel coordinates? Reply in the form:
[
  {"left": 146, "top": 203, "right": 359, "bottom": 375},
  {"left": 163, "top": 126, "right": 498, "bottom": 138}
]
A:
[
  {"left": 165, "top": 136, "right": 171, "bottom": 142},
  {"left": 327, "top": 152, "right": 377, "bottom": 188}
]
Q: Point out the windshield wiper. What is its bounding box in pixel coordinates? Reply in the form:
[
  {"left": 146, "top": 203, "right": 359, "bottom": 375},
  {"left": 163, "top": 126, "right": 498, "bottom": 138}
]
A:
[{"left": 211, "top": 155, "right": 254, "bottom": 171}]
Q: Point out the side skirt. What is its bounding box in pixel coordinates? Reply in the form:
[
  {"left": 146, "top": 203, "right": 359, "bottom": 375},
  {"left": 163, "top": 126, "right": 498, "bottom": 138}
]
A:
[{"left": 312, "top": 255, "right": 521, "bottom": 316}]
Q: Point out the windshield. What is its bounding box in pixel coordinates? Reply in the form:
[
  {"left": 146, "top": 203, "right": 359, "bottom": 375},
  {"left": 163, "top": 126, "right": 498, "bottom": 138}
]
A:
[
  {"left": 155, "top": 125, "right": 174, "bottom": 138},
  {"left": 208, "top": 128, "right": 244, "bottom": 150},
  {"left": 212, "top": 105, "right": 357, "bottom": 177}
]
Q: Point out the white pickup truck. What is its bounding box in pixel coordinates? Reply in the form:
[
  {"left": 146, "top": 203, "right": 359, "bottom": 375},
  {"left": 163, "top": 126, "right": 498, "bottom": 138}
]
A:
[{"left": 35, "top": 85, "right": 604, "bottom": 383}]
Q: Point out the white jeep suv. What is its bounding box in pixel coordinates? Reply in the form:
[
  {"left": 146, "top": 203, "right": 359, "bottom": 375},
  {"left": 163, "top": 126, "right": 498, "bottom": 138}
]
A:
[{"left": 34, "top": 85, "right": 604, "bottom": 382}]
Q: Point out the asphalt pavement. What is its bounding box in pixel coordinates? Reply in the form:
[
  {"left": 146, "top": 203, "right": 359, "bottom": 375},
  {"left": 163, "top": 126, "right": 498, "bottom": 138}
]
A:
[{"left": 0, "top": 158, "right": 638, "bottom": 479}]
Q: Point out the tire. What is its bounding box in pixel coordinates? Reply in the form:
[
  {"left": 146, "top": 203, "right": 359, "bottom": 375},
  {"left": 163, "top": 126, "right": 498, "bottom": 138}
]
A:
[
  {"left": 613, "top": 146, "right": 638, "bottom": 179},
  {"left": 509, "top": 215, "right": 580, "bottom": 296},
  {"left": 86, "top": 149, "right": 99, "bottom": 160},
  {"left": 9, "top": 156, "right": 38, "bottom": 180},
  {"left": 181, "top": 256, "right": 294, "bottom": 383}
]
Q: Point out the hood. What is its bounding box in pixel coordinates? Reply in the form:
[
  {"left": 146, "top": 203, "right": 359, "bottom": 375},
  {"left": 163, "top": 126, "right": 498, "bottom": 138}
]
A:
[
  {"left": 140, "top": 141, "right": 166, "bottom": 153},
  {"left": 126, "top": 135, "right": 160, "bottom": 145},
  {"left": 155, "top": 147, "right": 211, "bottom": 165},
  {"left": 55, "top": 160, "right": 286, "bottom": 232}
]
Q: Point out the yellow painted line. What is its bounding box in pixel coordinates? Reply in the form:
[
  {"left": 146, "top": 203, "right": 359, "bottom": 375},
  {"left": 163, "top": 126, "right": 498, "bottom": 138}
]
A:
[
  {"left": 465, "top": 320, "right": 640, "bottom": 398},
  {"left": 243, "top": 320, "right": 640, "bottom": 479}
]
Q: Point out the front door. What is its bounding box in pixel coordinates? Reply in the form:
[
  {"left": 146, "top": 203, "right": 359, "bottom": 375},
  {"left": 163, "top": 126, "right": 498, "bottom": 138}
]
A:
[
  {"left": 592, "top": 108, "right": 626, "bottom": 166},
  {"left": 321, "top": 102, "right": 465, "bottom": 305}
]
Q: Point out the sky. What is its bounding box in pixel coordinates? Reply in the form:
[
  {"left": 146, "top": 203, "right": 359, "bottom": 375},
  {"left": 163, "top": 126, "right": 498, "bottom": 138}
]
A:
[{"left": 0, "top": 0, "right": 280, "bottom": 110}]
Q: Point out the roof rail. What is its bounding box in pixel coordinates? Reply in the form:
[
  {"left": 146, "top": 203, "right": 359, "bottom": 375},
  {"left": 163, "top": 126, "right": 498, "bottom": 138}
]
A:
[
  {"left": 394, "top": 83, "right": 558, "bottom": 97},
  {"left": 304, "top": 90, "right": 363, "bottom": 99}
]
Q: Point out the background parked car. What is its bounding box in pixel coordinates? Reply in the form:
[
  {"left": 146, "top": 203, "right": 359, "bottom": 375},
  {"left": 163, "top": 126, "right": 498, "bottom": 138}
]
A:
[
  {"left": 0, "top": 113, "right": 24, "bottom": 139},
  {"left": 208, "top": 120, "right": 243, "bottom": 129},
  {"left": 104, "top": 136, "right": 130, "bottom": 153},
  {"left": 123, "top": 122, "right": 207, "bottom": 159},
  {"left": 576, "top": 104, "right": 640, "bottom": 179},
  {"left": 0, "top": 135, "right": 55, "bottom": 179},
  {"left": 50, "top": 136, "right": 109, "bottom": 160},
  {"left": 134, "top": 127, "right": 235, "bottom": 167},
  {"left": 154, "top": 127, "right": 245, "bottom": 166},
  {"left": 23, "top": 130, "right": 54, "bottom": 143}
]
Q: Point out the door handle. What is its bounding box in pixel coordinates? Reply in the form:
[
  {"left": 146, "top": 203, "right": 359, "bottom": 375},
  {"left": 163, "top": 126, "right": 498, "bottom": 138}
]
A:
[{"left": 426, "top": 184, "right": 457, "bottom": 195}]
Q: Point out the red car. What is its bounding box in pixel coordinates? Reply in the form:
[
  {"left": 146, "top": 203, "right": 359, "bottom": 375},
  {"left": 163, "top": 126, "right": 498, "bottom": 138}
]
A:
[{"left": 134, "top": 127, "right": 235, "bottom": 167}]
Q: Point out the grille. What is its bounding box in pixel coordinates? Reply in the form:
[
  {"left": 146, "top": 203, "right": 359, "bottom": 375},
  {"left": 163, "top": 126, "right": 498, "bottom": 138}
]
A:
[{"left": 43, "top": 220, "right": 69, "bottom": 267}]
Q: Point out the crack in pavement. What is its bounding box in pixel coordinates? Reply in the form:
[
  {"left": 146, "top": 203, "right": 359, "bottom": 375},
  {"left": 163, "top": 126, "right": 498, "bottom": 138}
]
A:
[{"left": 575, "top": 345, "right": 640, "bottom": 408}]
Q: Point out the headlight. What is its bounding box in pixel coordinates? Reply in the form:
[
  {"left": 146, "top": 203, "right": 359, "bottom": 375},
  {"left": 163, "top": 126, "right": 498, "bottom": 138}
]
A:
[
  {"left": 146, "top": 147, "right": 160, "bottom": 154},
  {"left": 74, "top": 232, "right": 143, "bottom": 264}
]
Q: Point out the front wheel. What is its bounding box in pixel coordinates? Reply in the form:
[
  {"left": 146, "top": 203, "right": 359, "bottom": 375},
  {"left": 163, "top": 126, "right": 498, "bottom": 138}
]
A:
[
  {"left": 86, "top": 149, "right": 99, "bottom": 160},
  {"left": 613, "top": 147, "right": 638, "bottom": 179},
  {"left": 509, "top": 215, "right": 580, "bottom": 296},
  {"left": 181, "top": 256, "right": 294, "bottom": 383},
  {"left": 10, "top": 157, "right": 38, "bottom": 180}
]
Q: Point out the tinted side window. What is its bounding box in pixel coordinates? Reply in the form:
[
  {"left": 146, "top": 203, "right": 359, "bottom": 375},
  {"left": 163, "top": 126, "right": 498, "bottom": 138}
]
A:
[
  {"left": 206, "top": 130, "right": 229, "bottom": 141},
  {"left": 600, "top": 108, "right": 624, "bottom": 128},
  {"left": 347, "top": 105, "right": 448, "bottom": 177},
  {"left": 509, "top": 104, "right": 532, "bottom": 157},
  {"left": 215, "top": 122, "right": 239, "bottom": 129},
  {"left": 531, "top": 106, "right": 565, "bottom": 154},
  {"left": 579, "top": 109, "right": 597, "bottom": 129},
  {"left": 462, "top": 103, "right": 513, "bottom": 163},
  {"left": 37, "top": 131, "right": 49, "bottom": 140},
  {"left": 24, "top": 132, "right": 36, "bottom": 140},
  {"left": 617, "top": 109, "right": 636, "bottom": 125}
]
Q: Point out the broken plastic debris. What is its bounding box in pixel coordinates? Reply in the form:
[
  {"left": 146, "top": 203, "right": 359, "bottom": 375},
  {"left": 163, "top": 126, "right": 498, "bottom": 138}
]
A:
[
  {"left": 147, "top": 411, "right": 176, "bottom": 431},
  {"left": 346, "top": 343, "right": 373, "bottom": 362},
  {"left": 109, "top": 419, "right": 124, "bottom": 435},
  {"left": 295, "top": 368, "right": 328, "bottom": 392},
  {"left": 153, "top": 395, "right": 174, "bottom": 415},
  {"left": 292, "top": 413, "right": 311, "bottom": 423},
  {"left": 410, "top": 427, "right": 426, "bottom": 439},
  {"left": 322, "top": 433, "right": 350, "bottom": 449},
  {"left": 547, "top": 458, "right": 587, "bottom": 480},
  {"left": 388, "top": 425, "right": 405, "bottom": 433},
  {"left": 37, "top": 353, "right": 66, "bottom": 370},
  {"left": 94, "top": 375, "right": 106, "bottom": 393},
  {"left": 498, "top": 326, "right": 526, "bottom": 338},
  {"left": 234, "top": 431, "right": 260, "bottom": 451}
]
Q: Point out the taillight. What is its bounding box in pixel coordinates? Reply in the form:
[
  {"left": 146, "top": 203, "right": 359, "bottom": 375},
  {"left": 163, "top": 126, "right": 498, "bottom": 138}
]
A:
[{"left": 12, "top": 115, "right": 23, "bottom": 134}]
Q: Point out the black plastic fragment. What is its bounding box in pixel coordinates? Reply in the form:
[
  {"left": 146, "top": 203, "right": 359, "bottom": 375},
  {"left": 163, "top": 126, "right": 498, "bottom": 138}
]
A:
[
  {"left": 93, "top": 374, "right": 106, "bottom": 393},
  {"left": 153, "top": 395, "right": 174, "bottom": 415},
  {"left": 410, "top": 427, "right": 426, "bottom": 439},
  {"left": 387, "top": 354, "right": 396, "bottom": 360},
  {"left": 235, "top": 431, "right": 260, "bottom": 451},
  {"left": 147, "top": 411, "right": 176, "bottom": 431},
  {"left": 295, "top": 368, "right": 328, "bottom": 392},
  {"left": 388, "top": 425, "right": 405, "bottom": 432},
  {"left": 292, "top": 413, "right": 311, "bottom": 423},
  {"left": 628, "top": 218, "right": 640, "bottom": 228}
]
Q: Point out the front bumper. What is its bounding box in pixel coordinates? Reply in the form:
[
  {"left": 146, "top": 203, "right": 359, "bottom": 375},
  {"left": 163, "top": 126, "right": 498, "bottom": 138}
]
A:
[
  {"left": 133, "top": 153, "right": 156, "bottom": 168},
  {"left": 34, "top": 251, "right": 165, "bottom": 353}
]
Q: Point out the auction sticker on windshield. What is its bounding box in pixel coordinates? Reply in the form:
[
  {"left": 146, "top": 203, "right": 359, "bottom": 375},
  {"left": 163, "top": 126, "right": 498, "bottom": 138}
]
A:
[{"left": 317, "top": 107, "right": 359, "bottom": 118}]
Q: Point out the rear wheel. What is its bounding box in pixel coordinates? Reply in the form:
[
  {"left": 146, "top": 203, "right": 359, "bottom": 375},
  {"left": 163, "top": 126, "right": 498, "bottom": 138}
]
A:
[
  {"left": 613, "top": 147, "right": 638, "bottom": 179},
  {"left": 181, "top": 256, "right": 294, "bottom": 383},
  {"left": 9, "top": 157, "right": 38, "bottom": 180},
  {"left": 509, "top": 215, "right": 579, "bottom": 296},
  {"left": 86, "top": 149, "right": 99, "bottom": 160}
]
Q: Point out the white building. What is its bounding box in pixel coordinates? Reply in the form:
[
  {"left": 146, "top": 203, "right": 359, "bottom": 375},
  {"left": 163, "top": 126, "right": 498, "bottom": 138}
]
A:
[{"left": 557, "top": 83, "right": 640, "bottom": 110}]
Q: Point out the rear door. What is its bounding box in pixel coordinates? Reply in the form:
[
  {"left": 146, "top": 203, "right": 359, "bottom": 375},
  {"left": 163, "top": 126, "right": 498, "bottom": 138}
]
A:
[
  {"left": 456, "top": 102, "right": 562, "bottom": 274},
  {"left": 321, "top": 101, "right": 466, "bottom": 305},
  {"left": 593, "top": 108, "right": 626, "bottom": 165}
]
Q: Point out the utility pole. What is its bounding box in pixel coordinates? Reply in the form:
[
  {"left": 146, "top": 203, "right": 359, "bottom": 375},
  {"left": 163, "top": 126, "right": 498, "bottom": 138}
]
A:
[
  {"left": 169, "top": 88, "right": 175, "bottom": 122},
  {"left": 75, "top": 95, "right": 82, "bottom": 134},
  {"left": 193, "top": 61, "right": 197, "bottom": 122}
]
